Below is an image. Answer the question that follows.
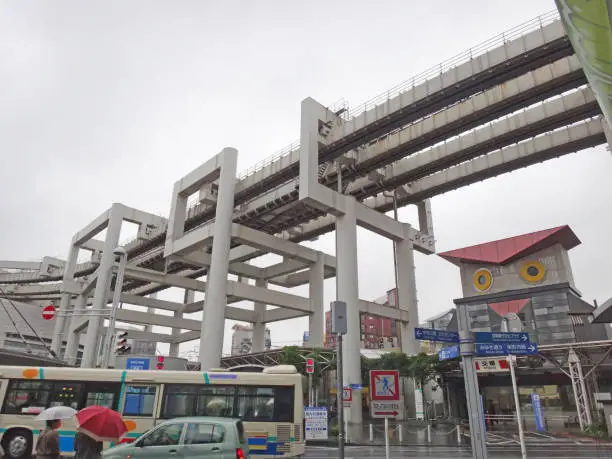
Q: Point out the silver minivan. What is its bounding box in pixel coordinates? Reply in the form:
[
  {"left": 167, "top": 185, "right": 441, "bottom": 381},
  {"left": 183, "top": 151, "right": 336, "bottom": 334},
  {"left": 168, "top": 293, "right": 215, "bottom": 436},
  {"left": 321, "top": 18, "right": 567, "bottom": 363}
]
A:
[{"left": 102, "top": 417, "right": 249, "bottom": 459}]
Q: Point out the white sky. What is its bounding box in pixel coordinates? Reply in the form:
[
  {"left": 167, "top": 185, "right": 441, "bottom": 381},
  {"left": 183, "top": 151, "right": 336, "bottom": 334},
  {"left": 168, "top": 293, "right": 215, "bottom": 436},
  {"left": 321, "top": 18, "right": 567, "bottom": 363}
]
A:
[{"left": 1, "top": 0, "right": 611, "bottom": 357}]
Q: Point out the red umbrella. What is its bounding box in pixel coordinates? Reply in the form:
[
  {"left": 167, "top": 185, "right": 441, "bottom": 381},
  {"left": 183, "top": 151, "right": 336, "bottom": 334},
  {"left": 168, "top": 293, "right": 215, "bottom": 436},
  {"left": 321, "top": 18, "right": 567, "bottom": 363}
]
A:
[{"left": 75, "top": 405, "right": 128, "bottom": 442}]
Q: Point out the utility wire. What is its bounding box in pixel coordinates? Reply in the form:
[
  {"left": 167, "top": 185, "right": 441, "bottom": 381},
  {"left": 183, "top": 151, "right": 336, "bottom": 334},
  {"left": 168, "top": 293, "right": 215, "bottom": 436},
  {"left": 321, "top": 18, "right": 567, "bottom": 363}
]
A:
[
  {"left": 0, "top": 285, "right": 61, "bottom": 360},
  {"left": 0, "top": 297, "right": 33, "bottom": 354}
]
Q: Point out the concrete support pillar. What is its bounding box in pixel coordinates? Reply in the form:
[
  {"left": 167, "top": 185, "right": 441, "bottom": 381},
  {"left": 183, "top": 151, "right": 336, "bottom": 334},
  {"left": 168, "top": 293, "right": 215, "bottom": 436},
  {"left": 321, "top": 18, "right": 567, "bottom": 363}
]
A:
[
  {"left": 251, "top": 279, "right": 267, "bottom": 353},
  {"left": 199, "top": 148, "right": 238, "bottom": 369},
  {"left": 396, "top": 226, "right": 420, "bottom": 356},
  {"left": 65, "top": 294, "right": 87, "bottom": 365},
  {"left": 144, "top": 292, "right": 157, "bottom": 334},
  {"left": 308, "top": 252, "right": 325, "bottom": 348},
  {"left": 170, "top": 289, "right": 192, "bottom": 357},
  {"left": 336, "top": 197, "right": 362, "bottom": 429},
  {"left": 51, "top": 244, "right": 79, "bottom": 356},
  {"left": 81, "top": 208, "right": 123, "bottom": 368}
]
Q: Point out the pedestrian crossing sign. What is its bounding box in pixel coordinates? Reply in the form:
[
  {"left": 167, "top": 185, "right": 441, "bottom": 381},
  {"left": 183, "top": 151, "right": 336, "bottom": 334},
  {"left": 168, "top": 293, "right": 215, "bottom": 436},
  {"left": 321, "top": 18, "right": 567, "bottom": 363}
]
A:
[{"left": 369, "top": 370, "right": 400, "bottom": 401}]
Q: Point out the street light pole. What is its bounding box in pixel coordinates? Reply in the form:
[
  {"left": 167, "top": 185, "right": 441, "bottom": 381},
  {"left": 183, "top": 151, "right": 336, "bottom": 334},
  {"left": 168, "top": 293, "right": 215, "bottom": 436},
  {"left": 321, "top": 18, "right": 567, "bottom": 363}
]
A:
[{"left": 101, "top": 247, "right": 128, "bottom": 369}]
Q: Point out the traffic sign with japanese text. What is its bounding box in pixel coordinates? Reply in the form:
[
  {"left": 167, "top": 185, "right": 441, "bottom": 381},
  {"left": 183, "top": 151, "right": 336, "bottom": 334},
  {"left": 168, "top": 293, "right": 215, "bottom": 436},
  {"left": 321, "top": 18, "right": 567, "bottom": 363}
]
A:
[
  {"left": 371, "top": 400, "right": 402, "bottom": 418},
  {"left": 475, "top": 342, "right": 538, "bottom": 356},
  {"left": 438, "top": 344, "right": 460, "bottom": 361},
  {"left": 305, "top": 406, "right": 328, "bottom": 440},
  {"left": 474, "top": 357, "right": 510, "bottom": 373},
  {"left": 474, "top": 331, "right": 529, "bottom": 344},
  {"left": 414, "top": 327, "right": 459, "bottom": 343}
]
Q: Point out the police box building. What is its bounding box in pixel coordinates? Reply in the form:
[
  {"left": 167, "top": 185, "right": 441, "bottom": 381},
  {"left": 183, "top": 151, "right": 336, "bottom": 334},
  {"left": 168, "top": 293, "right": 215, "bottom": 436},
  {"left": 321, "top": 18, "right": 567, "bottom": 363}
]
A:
[{"left": 436, "top": 225, "right": 612, "bottom": 429}]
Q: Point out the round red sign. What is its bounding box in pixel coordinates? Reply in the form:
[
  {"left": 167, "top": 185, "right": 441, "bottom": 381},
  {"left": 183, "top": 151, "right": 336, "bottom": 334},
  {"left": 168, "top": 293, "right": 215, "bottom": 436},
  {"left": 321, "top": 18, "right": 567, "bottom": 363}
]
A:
[{"left": 42, "top": 305, "right": 56, "bottom": 320}]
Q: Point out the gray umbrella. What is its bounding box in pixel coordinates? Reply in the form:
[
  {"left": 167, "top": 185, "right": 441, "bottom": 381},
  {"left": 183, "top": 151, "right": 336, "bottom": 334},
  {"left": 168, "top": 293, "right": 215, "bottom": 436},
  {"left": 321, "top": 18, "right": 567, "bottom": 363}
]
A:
[{"left": 35, "top": 406, "right": 77, "bottom": 421}]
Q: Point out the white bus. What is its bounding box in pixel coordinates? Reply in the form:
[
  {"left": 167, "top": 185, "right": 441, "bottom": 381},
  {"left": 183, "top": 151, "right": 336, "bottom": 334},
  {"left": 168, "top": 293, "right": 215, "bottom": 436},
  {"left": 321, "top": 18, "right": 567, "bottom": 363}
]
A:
[{"left": 0, "top": 365, "right": 304, "bottom": 459}]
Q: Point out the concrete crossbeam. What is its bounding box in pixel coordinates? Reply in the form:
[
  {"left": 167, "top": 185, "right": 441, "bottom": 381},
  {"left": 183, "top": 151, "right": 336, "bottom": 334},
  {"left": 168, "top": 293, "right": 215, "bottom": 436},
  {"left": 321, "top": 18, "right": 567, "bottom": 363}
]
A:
[
  {"left": 228, "top": 280, "right": 310, "bottom": 311},
  {"left": 263, "top": 307, "right": 310, "bottom": 323},
  {"left": 120, "top": 293, "right": 183, "bottom": 312},
  {"left": 261, "top": 259, "right": 308, "bottom": 279},
  {"left": 358, "top": 300, "right": 410, "bottom": 322},
  {"left": 72, "top": 207, "right": 111, "bottom": 247},
  {"left": 125, "top": 266, "right": 207, "bottom": 292},
  {"left": 232, "top": 224, "right": 335, "bottom": 266},
  {"left": 269, "top": 265, "right": 336, "bottom": 288}
]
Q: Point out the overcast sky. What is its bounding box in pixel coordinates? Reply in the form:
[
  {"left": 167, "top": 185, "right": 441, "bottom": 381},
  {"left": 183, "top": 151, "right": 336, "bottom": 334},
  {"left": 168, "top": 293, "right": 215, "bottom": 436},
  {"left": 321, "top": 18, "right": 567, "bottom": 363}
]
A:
[{"left": 1, "top": 0, "right": 611, "bottom": 357}]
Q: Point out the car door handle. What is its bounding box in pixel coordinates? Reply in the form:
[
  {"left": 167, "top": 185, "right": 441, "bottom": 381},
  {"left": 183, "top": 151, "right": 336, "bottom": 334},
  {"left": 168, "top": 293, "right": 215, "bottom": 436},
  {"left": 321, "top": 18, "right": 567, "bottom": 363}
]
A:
[
  {"left": 168, "top": 449, "right": 178, "bottom": 455},
  {"left": 212, "top": 447, "right": 221, "bottom": 452}
]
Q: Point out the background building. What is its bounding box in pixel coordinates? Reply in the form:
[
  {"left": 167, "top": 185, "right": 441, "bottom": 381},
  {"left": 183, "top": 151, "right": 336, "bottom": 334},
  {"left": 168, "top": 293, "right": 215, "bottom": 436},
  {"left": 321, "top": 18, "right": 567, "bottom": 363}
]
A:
[
  {"left": 438, "top": 225, "right": 610, "bottom": 345},
  {"left": 435, "top": 226, "right": 612, "bottom": 425},
  {"left": 324, "top": 289, "right": 400, "bottom": 350},
  {"left": 230, "top": 324, "right": 271, "bottom": 355}
]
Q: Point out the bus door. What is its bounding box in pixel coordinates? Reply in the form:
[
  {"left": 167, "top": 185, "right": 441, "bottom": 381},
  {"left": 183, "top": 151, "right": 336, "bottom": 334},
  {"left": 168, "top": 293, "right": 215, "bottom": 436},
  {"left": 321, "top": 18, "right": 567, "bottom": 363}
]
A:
[{"left": 120, "top": 383, "right": 161, "bottom": 440}]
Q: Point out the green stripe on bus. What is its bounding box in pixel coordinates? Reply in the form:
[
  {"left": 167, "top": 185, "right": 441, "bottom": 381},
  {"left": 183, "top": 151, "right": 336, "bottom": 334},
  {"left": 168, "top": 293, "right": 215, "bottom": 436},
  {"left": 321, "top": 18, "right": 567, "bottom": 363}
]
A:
[
  {"left": 203, "top": 372, "right": 210, "bottom": 384},
  {"left": 39, "top": 368, "right": 45, "bottom": 380},
  {"left": 118, "top": 370, "right": 127, "bottom": 406}
]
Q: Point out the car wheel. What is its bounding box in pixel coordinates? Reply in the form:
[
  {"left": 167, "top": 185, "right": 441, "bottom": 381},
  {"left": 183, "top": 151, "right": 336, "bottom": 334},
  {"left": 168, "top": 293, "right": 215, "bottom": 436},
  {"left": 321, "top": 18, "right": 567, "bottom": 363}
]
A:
[{"left": 3, "top": 429, "right": 32, "bottom": 459}]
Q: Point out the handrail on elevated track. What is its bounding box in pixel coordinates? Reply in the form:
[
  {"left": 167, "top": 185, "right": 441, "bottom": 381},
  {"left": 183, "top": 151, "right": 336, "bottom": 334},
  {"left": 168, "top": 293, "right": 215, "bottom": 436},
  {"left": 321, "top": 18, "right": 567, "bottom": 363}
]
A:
[{"left": 226, "top": 9, "right": 561, "bottom": 184}]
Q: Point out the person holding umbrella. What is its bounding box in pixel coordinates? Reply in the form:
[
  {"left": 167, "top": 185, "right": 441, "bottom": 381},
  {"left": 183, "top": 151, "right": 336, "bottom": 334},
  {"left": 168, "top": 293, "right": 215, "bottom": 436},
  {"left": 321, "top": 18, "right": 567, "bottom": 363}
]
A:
[
  {"left": 34, "top": 419, "right": 61, "bottom": 459},
  {"left": 74, "top": 405, "right": 127, "bottom": 458},
  {"left": 34, "top": 406, "right": 77, "bottom": 459}
]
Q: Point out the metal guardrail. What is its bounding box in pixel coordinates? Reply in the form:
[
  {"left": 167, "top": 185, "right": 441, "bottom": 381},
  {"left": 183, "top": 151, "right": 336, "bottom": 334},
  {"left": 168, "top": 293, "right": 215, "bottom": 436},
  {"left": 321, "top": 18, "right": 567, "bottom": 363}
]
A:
[{"left": 344, "top": 10, "right": 560, "bottom": 121}]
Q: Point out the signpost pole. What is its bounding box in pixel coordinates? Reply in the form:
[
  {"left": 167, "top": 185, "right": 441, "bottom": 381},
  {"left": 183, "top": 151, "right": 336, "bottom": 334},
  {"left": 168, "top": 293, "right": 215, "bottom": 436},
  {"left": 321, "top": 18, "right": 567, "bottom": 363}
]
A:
[
  {"left": 457, "top": 304, "right": 488, "bottom": 459},
  {"left": 336, "top": 332, "right": 345, "bottom": 459},
  {"left": 384, "top": 416, "right": 390, "bottom": 459},
  {"left": 308, "top": 373, "right": 313, "bottom": 407},
  {"left": 508, "top": 356, "right": 527, "bottom": 459}
]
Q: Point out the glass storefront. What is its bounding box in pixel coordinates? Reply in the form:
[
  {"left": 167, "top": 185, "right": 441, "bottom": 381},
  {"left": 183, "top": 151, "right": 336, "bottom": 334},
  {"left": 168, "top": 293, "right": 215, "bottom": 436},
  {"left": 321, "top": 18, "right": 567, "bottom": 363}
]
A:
[{"left": 481, "top": 384, "right": 578, "bottom": 431}]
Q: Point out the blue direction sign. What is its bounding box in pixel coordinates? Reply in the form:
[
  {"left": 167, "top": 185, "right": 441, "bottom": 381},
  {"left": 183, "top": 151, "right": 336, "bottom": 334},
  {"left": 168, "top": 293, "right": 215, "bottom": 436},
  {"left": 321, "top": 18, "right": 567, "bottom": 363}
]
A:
[
  {"left": 438, "top": 345, "right": 460, "bottom": 361},
  {"left": 475, "top": 342, "right": 538, "bottom": 356},
  {"left": 414, "top": 327, "right": 459, "bottom": 343},
  {"left": 474, "top": 331, "right": 529, "bottom": 344}
]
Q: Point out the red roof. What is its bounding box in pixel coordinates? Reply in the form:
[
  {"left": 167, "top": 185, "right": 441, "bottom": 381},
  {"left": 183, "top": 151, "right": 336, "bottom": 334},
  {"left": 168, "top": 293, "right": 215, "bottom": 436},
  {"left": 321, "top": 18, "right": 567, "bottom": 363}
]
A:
[
  {"left": 438, "top": 225, "right": 580, "bottom": 265},
  {"left": 489, "top": 299, "right": 530, "bottom": 317}
]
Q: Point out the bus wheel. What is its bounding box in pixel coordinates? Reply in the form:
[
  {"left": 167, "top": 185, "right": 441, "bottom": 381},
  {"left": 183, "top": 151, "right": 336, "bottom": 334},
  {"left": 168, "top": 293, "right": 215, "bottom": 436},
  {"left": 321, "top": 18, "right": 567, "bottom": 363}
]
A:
[{"left": 2, "top": 429, "right": 32, "bottom": 459}]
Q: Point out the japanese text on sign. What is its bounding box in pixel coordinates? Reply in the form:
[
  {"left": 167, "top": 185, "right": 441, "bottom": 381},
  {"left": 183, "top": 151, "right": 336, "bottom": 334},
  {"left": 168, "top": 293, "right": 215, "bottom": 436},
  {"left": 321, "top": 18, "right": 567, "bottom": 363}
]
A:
[{"left": 304, "top": 407, "right": 328, "bottom": 440}]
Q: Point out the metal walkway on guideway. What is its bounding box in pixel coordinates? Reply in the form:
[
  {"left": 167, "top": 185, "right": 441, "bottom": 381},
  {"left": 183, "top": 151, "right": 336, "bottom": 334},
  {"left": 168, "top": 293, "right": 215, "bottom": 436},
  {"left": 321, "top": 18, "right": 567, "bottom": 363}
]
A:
[{"left": 0, "top": 10, "right": 608, "bottom": 328}]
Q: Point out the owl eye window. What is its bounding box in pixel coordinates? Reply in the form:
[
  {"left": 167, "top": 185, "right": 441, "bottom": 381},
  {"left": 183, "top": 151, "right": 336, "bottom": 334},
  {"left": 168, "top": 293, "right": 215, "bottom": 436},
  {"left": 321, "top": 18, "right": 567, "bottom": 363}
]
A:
[
  {"left": 473, "top": 268, "right": 493, "bottom": 292},
  {"left": 520, "top": 261, "right": 546, "bottom": 283}
]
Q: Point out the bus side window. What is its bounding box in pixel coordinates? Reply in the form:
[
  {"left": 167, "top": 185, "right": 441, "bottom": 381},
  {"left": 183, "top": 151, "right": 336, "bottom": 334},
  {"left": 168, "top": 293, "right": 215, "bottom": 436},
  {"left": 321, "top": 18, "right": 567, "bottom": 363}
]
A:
[
  {"left": 273, "top": 387, "right": 294, "bottom": 423},
  {"left": 123, "top": 385, "right": 156, "bottom": 417},
  {"left": 2, "top": 380, "right": 52, "bottom": 414},
  {"left": 84, "top": 382, "right": 121, "bottom": 410}
]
